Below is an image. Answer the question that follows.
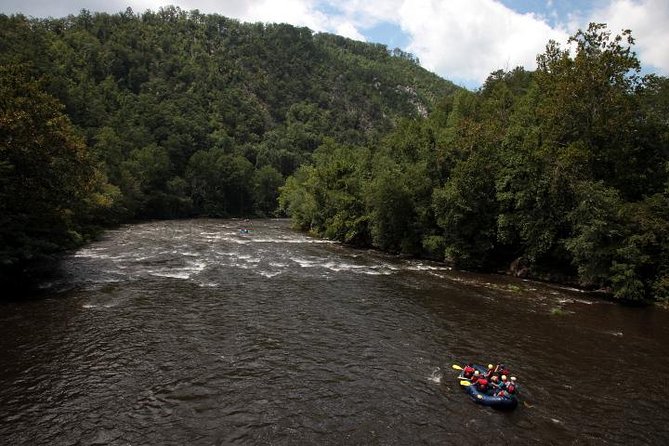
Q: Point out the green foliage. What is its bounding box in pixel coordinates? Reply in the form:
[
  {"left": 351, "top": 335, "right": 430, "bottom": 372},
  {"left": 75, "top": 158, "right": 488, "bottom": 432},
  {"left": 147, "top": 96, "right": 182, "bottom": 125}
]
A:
[
  {"left": 432, "top": 151, "right": 501, "bottom": 269},
  {"left": 278, "top": 166, "right": 319, "bottom": 231},
  {"left": 535, "top": 23, "right": 665, "bottom": 199},
  {"left": 3, "top": 11, "right": 669, "bottom": 303},
  {"left": 0, "top": 64, "right": 117, "bottom": 287},
  {"left": 366, "top": 166, "right": 416, "bottom": 253},
  {"left": 281, "top": 23, "right": 669, "bottom": 302},
  {"left": 279, "top": 140, "right": 371, "bottom": 245},
  {"left": 186, "top": 149, "right": 255, "bottom": 217},
  {"left": 365, "top": 120, "right": 443, "bottom": 256},
  {"left": 0, "top": 8, "right": 455, "bottom": 224},
  {"left": 565, "top": 181, "right": 627, "bottom": 286},
  {"left": 253, "top": 166, "right": 284, "bottom": 217}
]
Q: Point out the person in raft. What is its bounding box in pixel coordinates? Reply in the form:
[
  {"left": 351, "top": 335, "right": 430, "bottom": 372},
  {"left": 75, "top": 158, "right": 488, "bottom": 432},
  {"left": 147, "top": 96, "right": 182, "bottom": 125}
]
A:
[
  {"left": 498, "top": 375, "right": 509, "bottom": 387},
  {"left": 485, "top": 364, "right": 496, "bottom": 379},
  {"left": 471, "top": 371, "right": 490, "bottom": 393},
  {"left": 473, "top": 375, "right": 490, "bottom": 393},
  {"left": 493, "top": 377, "right": 509, "bottom": 397},
  {"left": 495, "top": 376, "right": 518, "bottom": 395},
  {"left": 462, "top": 363, "right": 475, "bottom": 379},
  {"left": 491, "top": 375, "right": 519, "bottom": 398},
  {"left": 495, "top": 363, "right": 511, "bottom": 377},
  {"left": 506, "top": 377, "right": 518, "bottom": 395}
]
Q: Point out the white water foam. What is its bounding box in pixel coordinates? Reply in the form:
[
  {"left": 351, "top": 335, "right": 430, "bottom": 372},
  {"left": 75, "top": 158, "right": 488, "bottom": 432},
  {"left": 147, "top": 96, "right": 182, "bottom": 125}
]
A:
[
  {"left": 82, "top": 303, "right": 117, "bottom": 309},
  {"left": 74, "top": 248, "right": 113, "bottom": 259},
  {"left": 147, "top": 260, "right": 207, "bottom": 279},
  {"left": 250, "top": 237, "right": 335, "bottom": 244},
  {"left": 150, "top": 271, "right": 192, "bottom": 279},
  {"left": 292, "top": 257, "right": 320, "bottom": 268},
  {"left": 196, "top": 281, "right": 219, "bottom": 288},
  {"left": 406, "top": 262, "right": 452, "bottom": 272},
  {"left": 428, "top": 367, "right": 442, "bottom": 384},
  {"left": 258, "top": 270, "right": 282, "bottom": 278},
  {"left": 358, "top": 269, "right": 394, "bottom": 276},
  {"left": 322, "top": 261, "right": 367, "bottom": 272}
]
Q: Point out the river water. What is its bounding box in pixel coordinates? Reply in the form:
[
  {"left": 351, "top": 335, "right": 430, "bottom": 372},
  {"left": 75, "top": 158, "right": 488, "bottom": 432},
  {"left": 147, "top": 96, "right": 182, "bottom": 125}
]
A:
[{"left": 1, "top": 219, "right": 668, "bottom": 445}]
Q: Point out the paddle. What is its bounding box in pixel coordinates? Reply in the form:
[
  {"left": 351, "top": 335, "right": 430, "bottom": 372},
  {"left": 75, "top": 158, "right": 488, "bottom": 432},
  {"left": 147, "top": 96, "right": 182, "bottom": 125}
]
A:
[
  {"left": 451, "top": 364, "right": 463, "bottom": 371},
  {"left": 459, "top": 380, "right": 472, "bottom": 386}
]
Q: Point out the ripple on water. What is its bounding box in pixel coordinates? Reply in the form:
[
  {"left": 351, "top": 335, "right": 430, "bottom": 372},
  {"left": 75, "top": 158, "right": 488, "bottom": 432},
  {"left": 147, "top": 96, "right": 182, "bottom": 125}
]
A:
[{"left": 2, "top": 219, "right": 669, "bottom": 446}]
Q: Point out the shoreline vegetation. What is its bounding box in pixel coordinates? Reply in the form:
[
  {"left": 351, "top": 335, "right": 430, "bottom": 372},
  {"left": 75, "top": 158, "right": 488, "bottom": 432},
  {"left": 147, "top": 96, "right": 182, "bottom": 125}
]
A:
[
  {"left": 278, "top": 24, "right": 669, "bottom": 304},
  {"left": 1, "top": 8, "right": 667, "bottom": 303}
]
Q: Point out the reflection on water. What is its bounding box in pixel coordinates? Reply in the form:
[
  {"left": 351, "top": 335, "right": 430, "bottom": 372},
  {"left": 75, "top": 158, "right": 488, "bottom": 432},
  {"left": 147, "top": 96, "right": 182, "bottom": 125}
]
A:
[{"left": 1, "top": 219, "right": 668, "bottom": 445}]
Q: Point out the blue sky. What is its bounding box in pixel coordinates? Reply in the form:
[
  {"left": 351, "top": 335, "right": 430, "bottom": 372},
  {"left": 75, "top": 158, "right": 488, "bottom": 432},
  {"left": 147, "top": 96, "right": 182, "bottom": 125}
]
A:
[{"left": 2, "top": 1, "right": 667, "bottom": 89}]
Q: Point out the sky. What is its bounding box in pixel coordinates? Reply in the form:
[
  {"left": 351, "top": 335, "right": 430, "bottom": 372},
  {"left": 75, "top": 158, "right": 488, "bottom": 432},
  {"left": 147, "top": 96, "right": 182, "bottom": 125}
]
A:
[{"left": 1, "top": 0, "right": 668, "bottom": 89}]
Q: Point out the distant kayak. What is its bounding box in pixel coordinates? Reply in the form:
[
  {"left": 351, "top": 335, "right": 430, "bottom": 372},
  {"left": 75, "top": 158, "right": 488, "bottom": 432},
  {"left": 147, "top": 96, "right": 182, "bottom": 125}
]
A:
[{"left": 240, "top": 228, "right": 250, "bottom": 234}]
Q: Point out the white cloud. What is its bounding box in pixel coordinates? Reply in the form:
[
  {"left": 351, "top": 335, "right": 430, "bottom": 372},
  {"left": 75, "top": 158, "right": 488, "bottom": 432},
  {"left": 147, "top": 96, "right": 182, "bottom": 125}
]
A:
[
  {"left": 334, "top": 21, "right": 367, "bottom": 41},
  {"left": 327, "top": 0, "right": 403, "bottom": 27},
  {"left": 589, "top": 0, "right": 669, "bottom": 75},
  {"left": 397, "top": 0, "right": 568, "bottom": 85},
  {"left": 178, "top": 1, "right": 365, "bottom": 40},
  {"left": 234, "top": 0, "right": 327, "bottom": 30}
]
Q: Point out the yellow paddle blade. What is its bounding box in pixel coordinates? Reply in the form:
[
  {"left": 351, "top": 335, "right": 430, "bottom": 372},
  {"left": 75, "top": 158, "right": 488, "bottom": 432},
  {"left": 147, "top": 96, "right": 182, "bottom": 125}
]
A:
[
  {"left": 451, "top": 364, "right": 463, "bottom": 370},
  {"left": 459, "top": 380, "right": 472, "bottom": 386}
]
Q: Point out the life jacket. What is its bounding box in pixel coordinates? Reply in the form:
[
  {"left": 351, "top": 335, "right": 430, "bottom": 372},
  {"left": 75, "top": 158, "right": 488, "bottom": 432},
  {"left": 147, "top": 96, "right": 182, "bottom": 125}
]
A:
[
  {"left": 463, "top": 366, "right": 475, "bottom": 378},
  {"left": 476, "top": 378, "right": 489, "bottom": 392},
  {"left": 506, "top": 383, "right": 516, "bottom": 394},
  {"left": 496, "top": 390, "right": 508, "bottom": 398},
  {"left": 497, "top": 367, "right": 510, "bottom": 377}
]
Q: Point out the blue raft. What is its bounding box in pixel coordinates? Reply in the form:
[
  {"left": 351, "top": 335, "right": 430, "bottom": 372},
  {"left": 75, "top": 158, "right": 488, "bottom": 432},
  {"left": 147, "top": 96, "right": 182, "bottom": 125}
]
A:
[
  {"left": 460, "top": 364, "right": 518, "bottom": 410},
  {"left": 464, "top": 382, "right": 518, "bottom": 410}
]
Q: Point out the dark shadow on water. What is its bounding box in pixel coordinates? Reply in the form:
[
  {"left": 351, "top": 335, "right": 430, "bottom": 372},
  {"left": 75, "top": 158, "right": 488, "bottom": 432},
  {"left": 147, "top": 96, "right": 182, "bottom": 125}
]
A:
[{"left": 0, "top": 255, "right": 71, "bottom": 303}]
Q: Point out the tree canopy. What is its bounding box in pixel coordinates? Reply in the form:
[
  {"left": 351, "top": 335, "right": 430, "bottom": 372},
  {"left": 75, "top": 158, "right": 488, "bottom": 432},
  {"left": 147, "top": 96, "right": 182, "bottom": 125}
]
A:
[
  {"left": 0, "top": 7, "right": 456, "bottom": 291},
  {"left": 280, "top": 23, "right": 669, "bottom": 302}
]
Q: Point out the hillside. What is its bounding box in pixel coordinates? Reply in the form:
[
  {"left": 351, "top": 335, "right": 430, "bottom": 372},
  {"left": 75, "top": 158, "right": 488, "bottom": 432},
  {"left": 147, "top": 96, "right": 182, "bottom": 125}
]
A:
[
  {"left": 0, "top": 6, "right": 458, "bottom": 290},
  {"left": 279, "top": 24, "right": 669, "bottom": 302},
  {"left": 1, "top": 6, "right": 457, "bottom": 218}
]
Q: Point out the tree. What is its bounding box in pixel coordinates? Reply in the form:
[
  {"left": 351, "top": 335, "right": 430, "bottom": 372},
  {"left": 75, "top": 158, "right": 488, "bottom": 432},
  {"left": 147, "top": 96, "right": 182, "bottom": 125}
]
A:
[
  {"left": 432, "top": 150, "right": 501, "bottom": 269},
  {"left": 186, "top": 149, "right": 255, "bottom": 216},
  {"left": 0, "top": 65, "right": 116, "bottom": 288},
  {"left": 252, "top": 165, "right": 284, "bottom": 216},
  {"left": 535, "top": 23, "right": 663, "bottom": 199}
]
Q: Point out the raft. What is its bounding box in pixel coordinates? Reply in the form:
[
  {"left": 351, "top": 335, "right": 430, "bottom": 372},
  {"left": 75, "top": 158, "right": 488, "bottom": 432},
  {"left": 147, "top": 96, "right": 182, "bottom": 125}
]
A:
[
  {"left": 464, "top": 382, "right": 518, "bottom": 410},
  {"left": 459, "top": 364, "right": 518, "bottom": 410}
]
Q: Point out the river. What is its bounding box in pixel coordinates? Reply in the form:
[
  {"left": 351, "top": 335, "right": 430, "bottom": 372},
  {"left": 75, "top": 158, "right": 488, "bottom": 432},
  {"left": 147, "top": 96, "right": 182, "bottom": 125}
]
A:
[{"left": 1, "top": 219, "right": 668, "bottom": 445}]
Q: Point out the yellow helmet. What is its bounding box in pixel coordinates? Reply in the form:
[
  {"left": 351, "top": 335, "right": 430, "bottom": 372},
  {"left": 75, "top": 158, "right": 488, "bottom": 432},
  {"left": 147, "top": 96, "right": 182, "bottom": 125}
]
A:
[{"left": 488, "top": 364, "right": 494, "bottom": 369}]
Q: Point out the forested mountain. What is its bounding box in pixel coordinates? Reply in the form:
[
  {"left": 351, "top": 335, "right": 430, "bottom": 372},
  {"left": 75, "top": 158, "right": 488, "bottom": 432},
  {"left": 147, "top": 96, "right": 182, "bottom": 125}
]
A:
[
  {"left": 279, "top": 24, "right": 669, "bottom": 302},
  {"left": 2, "top": 8, "right": 667, "bottom": 302},
  {"left": 0, "top": 6, "right": 457, "bottom": 290}
]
